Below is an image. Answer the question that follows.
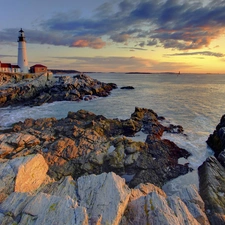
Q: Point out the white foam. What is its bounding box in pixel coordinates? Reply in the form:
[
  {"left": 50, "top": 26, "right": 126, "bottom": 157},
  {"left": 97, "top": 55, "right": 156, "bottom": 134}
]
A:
[
  {"left": 162, "top": 131, "right": 213, "bottom": 169},
  {"left": 108, "top": 146, "right": 115, "bottom": 154},
  {"left": 128, "top": 130, "right": 148, "bottom": 142},
  {"left": 162, "top": 170, "right": 199, "bottom": 196}
]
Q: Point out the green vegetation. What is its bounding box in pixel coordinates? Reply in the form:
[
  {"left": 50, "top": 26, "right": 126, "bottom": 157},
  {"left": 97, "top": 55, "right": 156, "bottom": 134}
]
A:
[{"left": 48, "top": 203, "right": 58, "bottom": 212}]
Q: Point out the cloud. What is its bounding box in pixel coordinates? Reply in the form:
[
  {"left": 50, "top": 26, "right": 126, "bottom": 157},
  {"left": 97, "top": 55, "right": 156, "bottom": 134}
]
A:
[
  {"left": 119, "top": 46, "right": 148, "bottom": 51},
  {"left": 138, "top": 41, "right": 145, "bottom": 47},
  {"left": 71, "top": 37, "right": 106, "bottom": 49},
  {"left": 50, "top": 55, "right": 198, "bottom": 73},
  {"left": 0, "top": 28, "right": 105, "bottom": 49},
  {"left": 0, "top": 54, "right": 17, "bottom": 58},
  {"left": 147, "top": 39, "right": 158, "bottom": 46},
  {"left": 51, "top": 55, "right": 158, "bottom": 72},
  {"left": 166, "top": 51, "right": 225, "bottom": 57},
  {"left": 1, "top": 0, "right": 225, "bottom": 51},
  {"left": 110, "top": 34, "right": 130, "bottom": 43}
]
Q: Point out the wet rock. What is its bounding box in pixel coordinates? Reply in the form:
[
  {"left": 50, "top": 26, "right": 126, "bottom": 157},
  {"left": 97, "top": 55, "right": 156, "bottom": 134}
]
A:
[
  {"left": 0, "top": 107, "right": 191, "bottom": 188},
  {"left": 121, "top": 86, "right": 135, "bottom": 89},
  {"left": 198, "top": 156, "right": 225, "bottom": 225},
  {"left": 207, "top": 114, "right": 225, "bottom": 157},
  {"left": 218, "top": 150, "right": 225, "bottom": 167},
  {"left": 165, "top": 124, "right": 184, "bottom": 134},
  {"left": 0, "top": 73, "right": 117, "bottom": 107}
]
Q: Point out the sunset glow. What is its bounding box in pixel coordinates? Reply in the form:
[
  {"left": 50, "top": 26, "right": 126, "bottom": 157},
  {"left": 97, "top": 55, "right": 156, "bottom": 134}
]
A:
[{"left": 0, "top": 0, "right": 225, "bottom": 73}]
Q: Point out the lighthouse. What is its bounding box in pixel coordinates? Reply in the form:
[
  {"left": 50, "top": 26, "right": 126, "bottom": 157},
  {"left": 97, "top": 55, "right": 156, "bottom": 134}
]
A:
[{"left": 17, "top": 28, "right": 28, "bottom": 73}]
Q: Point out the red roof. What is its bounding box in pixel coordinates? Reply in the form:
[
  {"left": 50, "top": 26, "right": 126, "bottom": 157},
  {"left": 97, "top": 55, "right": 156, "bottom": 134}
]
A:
[
  {"left": 11, "top": 65, "right": 20, "bottom": 68},
  {"left": 1, "top": 63, "right": 11, "bottom": 68},
  {"left": 30, "top": 64, "right": 47, "bottom": 68}
]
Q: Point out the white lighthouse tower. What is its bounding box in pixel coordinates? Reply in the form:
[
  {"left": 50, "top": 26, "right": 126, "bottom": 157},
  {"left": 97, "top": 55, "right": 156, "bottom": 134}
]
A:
[{"left": 17, "top": 28, "right": 28, "bottom": 73}]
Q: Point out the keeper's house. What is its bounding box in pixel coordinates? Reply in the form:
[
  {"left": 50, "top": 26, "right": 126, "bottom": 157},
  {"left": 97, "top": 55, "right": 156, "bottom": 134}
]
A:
[
  {"left": 30, "top": 64, "right": 47, "bottom": 73},
  {"left": 0, "top": 61, "right": 20, "bottom": 73}
]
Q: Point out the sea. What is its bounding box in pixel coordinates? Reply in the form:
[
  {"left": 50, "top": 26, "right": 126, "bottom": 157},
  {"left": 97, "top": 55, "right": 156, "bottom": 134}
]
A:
[{"left": 1, "top": 72, "right": 225, "bottom": 194}]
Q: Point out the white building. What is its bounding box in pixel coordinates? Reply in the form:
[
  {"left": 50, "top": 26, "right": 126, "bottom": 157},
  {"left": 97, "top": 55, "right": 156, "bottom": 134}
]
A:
[
  {"left": 17, "top": 28, "right": 28, "bottom": 73},
  {"left": 0, "top": 61, "right": 20, "bottom": 73}
]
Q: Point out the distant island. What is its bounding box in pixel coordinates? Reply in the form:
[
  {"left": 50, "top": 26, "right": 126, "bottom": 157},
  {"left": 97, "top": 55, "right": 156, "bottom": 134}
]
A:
[
  {"left": 49, "top": 70, "right": 181, "bottom": 75},
  {"left": 50, "top": 69, "right": 80, "bottom": 74},
  {"left": 126, "top": 72, "right": 180, "bottom": 74}
]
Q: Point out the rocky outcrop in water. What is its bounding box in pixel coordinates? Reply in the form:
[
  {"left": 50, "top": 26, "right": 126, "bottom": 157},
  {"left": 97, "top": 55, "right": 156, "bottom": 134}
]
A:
[
  {"left": 0, "top": 73, "right": 117, "bottom": 107},
  {"left": 0, "top": 153, "right": 209, "bottom": 225},
  {"left": 198, "top": 156, "right": 225, "bottom": 225},
  {"left": 0, "top": 107, "right": 190, "bottom": 189},
  {"left": 206, "top": 114, "right": 225, "bottom": 157},
  {"left": 198, "top": 114, "right": 225, "bottom": 224},
  {"left": 120, "top": 86, "right": 135, "bottom": 89}
]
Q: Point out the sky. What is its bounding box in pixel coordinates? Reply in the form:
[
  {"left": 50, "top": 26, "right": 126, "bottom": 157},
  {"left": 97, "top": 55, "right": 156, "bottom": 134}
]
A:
[{"left": 0, "top": 0, "right": 225, "bottom": 73}]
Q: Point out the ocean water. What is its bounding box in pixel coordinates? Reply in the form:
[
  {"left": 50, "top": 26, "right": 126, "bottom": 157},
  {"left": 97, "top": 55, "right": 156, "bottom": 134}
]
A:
[{"left": 1, "top": 73, "right": 225, "bottom": 192}]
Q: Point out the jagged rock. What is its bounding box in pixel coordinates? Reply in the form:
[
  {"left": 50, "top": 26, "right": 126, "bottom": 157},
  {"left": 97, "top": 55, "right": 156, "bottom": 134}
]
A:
[
  {"left": 121, "top": 183, "right": 209, "bottom": 225},
  {"left": 20, "top": 193, "right": 88, "bottom": 225},
  {"left": 40, "top": 176, "right": 77, "bottom": 200},
  {"left": 0, "top": 179, "right": 88, "bottom": 225},
  {"left": 218, "top": 150, "right": 225, "bottom": 167},
  {"left": 0, "top": 160, "right": 15, "bottom": 202},
  {"left": 121, "top": 86, "right": 135, "bottom": 89},
  {"left": 0, "top": 192, "right": 88, "bottom": 225},
  {"left": 77, "top": 172, "right": 131, "bottom": 225},
  {"left": 136, "top": 183, "right": 167, "bottom": 197},
  {"left": 0, "top": 192, "right": 32, "bottom": 219},
  {"left": 0, "top": 133, "right": 40, "bottom": 158},
  {"left": 198, "top": 156, "right": 225, "bottom": 225},
  {"left": 0, "top": 171, "right": 210, "bottom": 225},
  {"left": 0, "top": 154, "right": 49, "bottom": 202},
  {"left": 207, "top": 114, "right": 225, "bottom": 157},
  {"left": 173, "top": 185, "right": 209, "bottom": 225},
  {"left": 121, "top": 188, "right": 200, "bottom": 225},
  {"left": 0, "top": 107, "right": 191, "bottom": 188},
  {"left": 121, "top": 182, "right": 168, "bottom": 224},
  {"left": 0, "top": 72, "right": 55, "bottom": 107},
  {"left": 0, "top": 73, "right": 117, "bottom": 107},
  {"left": 167, "top": 195, "right": 200, "bottom": 225}
]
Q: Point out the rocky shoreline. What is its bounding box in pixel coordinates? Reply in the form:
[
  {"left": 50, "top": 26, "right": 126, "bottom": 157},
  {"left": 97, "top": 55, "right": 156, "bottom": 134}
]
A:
[
  {"left": 0, "top": 107, "right": 208, "bottom": 225},
  {"left": 0, "top": 72, "right": 117, "bottom": 107},
  {"left": 0, "top": 72, "right": 225, "bottom": 224}
]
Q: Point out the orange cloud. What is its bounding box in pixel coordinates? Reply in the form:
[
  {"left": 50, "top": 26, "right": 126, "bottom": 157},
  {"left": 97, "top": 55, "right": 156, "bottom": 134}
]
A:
[{"left": 71, "top": 37, "right": 106, "bottom": 49}]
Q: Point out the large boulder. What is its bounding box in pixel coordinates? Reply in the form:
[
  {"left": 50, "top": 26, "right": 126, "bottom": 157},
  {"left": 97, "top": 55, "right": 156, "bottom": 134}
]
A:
[
  {"left": 198, "top": 156, "right": 225, "bottom": 225},
  {"left": 77, "top": 172, "right": 131, "bottom": 225},
  {"left": 0, "top": 154, "right": 49, "bottom": 202},
  {"left": 207, "top": 114, "right": 225, "bottom": 157},
  {"left": 171, "top": 185, "right": 210, "bottom": 225}
]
